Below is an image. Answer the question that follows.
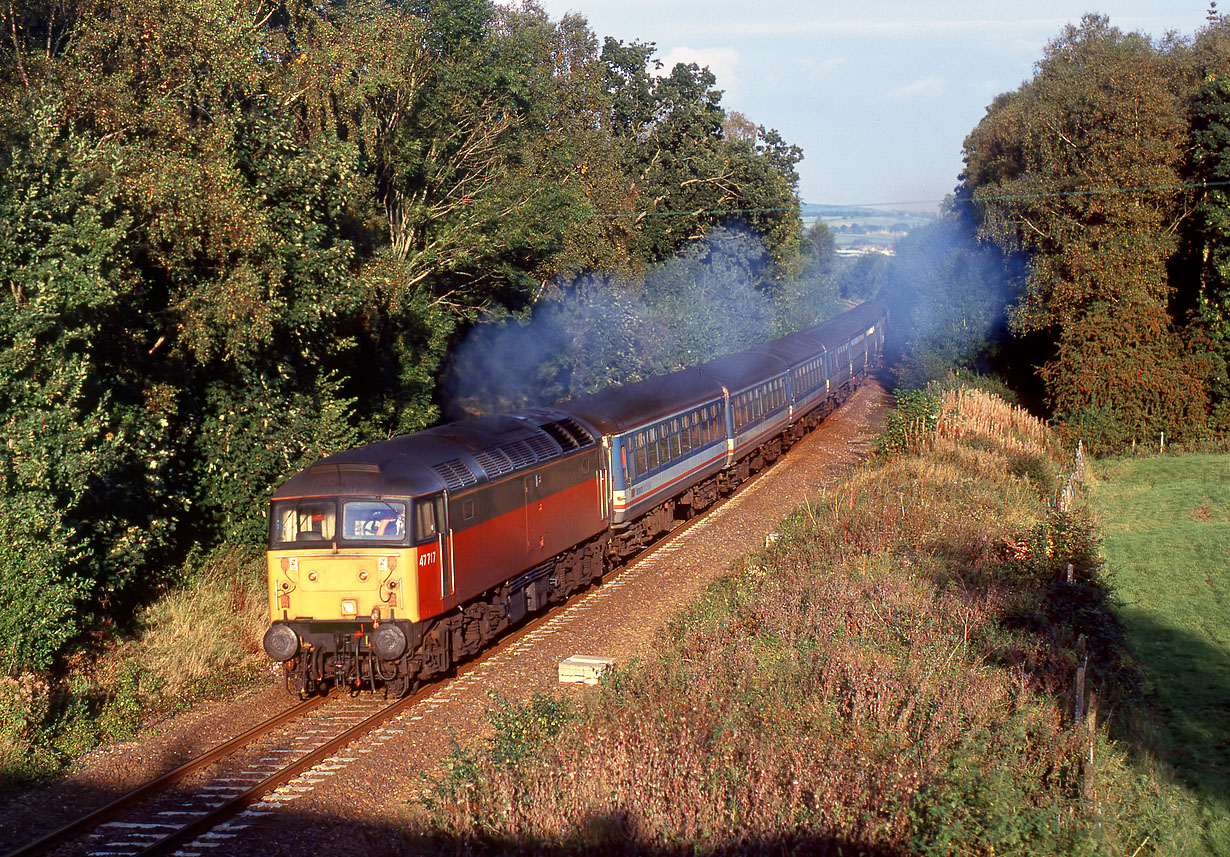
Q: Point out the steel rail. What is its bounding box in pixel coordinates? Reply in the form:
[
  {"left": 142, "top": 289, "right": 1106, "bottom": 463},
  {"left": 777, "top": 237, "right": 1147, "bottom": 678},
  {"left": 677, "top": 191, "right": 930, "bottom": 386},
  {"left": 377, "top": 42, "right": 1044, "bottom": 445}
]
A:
[
  {"left": 1, "top": 693, "right": 330, "bottom": 857},
  {"left": 133, "top": 688, "right": 426, "bottom": 857}
]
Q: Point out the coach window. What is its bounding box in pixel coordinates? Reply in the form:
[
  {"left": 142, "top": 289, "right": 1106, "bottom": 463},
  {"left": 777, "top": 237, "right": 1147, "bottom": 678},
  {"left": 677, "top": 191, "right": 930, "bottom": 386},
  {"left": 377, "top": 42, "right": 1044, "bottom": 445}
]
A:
[
  {"left": 658, "top": 424, "right": 670, "bottom": 466},
  {"left": 670, "top": 419, "right": 682, "bottom": 459},
  {"left": 646, "top": 428, "right": 659, "bottom": 471},
  {"left": 635, "top": 432, "right": 648, "bottom": 476}
]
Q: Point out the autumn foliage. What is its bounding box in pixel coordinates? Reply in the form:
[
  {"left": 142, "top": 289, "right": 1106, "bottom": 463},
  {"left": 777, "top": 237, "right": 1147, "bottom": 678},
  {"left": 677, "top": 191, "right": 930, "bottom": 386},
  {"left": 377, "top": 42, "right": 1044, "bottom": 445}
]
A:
[{"left": 960, "top": 14, "right": 1230, "bottom": 448}]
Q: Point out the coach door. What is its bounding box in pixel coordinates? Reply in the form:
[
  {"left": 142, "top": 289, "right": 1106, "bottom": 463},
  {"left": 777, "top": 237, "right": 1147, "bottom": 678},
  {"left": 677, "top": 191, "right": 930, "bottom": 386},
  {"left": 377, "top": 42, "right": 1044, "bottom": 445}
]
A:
[{"left": 415, "top": 492, "right": 452, "bottom": 601}]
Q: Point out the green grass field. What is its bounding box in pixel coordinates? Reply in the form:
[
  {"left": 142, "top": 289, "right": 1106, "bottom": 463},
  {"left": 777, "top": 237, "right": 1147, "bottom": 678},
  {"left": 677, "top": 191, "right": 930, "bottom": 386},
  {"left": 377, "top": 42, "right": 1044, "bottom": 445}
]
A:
[{"left": 1092, "top": 454, "right": 1230, "bottom": 854}]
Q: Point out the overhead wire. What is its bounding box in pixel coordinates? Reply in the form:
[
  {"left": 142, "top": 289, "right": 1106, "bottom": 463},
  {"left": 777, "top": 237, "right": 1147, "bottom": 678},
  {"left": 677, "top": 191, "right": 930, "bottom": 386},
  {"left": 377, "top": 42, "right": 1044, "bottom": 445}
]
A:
[{"left": 582, "top": 179, "right": 1230, "bottom": 219}]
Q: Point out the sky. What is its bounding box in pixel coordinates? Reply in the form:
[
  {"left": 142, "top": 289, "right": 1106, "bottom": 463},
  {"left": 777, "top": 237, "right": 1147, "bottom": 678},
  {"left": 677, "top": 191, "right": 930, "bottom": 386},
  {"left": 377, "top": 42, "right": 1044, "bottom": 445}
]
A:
[{"left": 523, "top": 0, "right": 1214, "bottom": 212}]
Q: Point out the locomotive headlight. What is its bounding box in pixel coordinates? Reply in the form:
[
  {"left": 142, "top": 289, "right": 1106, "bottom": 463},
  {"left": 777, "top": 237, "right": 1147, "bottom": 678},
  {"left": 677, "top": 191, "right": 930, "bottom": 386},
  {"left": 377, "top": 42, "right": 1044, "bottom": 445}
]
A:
[
  {"left": 341, "top": 599, "right": 358, "bottom": 615},
  {"left": 372, "top": 623, "right": 407, "bottom": 660},
  {"left": 263, "top": 624, "right": 300, "bottom": 662}
]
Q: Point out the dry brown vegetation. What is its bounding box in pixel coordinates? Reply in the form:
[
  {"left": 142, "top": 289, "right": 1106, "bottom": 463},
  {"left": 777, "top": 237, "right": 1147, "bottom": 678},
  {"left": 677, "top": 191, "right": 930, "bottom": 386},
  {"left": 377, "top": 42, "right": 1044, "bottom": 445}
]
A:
[{"left": 411, "top": 387, "right": 1189, "bottom": 856}]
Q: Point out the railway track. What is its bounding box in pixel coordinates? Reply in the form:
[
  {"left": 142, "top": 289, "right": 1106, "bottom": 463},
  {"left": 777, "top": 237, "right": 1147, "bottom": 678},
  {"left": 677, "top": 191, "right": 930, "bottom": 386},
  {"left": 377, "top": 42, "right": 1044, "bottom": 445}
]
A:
[
  {"left": 3, "top": 380, "right": 889, "bottom": 857},
  {"left": 4, "top": 590, "right": 602, "bottom": 857},
  {"left": 4, "top": 513, "right": 717, "bottom": 857},
  {"left": 3, "top": 691, "right": 405, "bottom": 857}
]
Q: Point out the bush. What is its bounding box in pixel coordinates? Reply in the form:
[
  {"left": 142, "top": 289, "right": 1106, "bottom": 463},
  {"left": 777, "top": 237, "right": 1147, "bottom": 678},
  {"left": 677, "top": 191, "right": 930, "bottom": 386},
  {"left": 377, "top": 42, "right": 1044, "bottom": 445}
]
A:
[
  {"left": 1044, "top": 303, "right": 1221, "bottom": 453},
  {"left": 1009, "top": 451, "right": 1059, "bottom": 499},
  {"left": 0, "top": 498, "right": 81, "bottom": 676},
  {"left": 877, "top": 386, "right": 941, "bottom": 458}
]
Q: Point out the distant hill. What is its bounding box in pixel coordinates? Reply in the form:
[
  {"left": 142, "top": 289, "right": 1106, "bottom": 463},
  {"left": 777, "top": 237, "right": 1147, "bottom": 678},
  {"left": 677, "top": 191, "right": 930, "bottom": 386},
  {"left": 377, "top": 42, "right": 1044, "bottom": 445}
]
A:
[{"left": 801, "top": 203, "right": 936, "bottom": 225}]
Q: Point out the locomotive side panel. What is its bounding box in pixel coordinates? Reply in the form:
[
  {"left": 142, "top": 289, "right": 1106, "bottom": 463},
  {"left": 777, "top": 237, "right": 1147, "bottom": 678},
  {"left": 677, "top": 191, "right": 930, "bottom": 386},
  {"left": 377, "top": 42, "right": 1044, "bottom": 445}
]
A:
[{"left": 420, "top": 448, "right": 607, "bottom": 619}]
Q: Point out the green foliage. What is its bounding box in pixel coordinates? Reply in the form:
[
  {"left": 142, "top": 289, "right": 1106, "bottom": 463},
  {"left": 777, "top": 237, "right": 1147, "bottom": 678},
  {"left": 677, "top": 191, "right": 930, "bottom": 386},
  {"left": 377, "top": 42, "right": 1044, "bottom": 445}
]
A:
[
  {"left": 1042, "top": 302, "right": 1221, "bottom": 452},
  {"left": 877, "top": 387, "right": 942, "bottom": 458},
  {"left": 959, "top": 13, "right": 1230, "bottom": 441},
  {"left": 999, "top": 510, "right": 1103, "bottom": 584},
  {"left": 600, "top": 37, "right": 802, "bottom": 270},
  {"left": 1186, "top": 38, "right": 1230, "bottom": 430},
  {"left": 194, "top": 373, "right": 360, "bottom": 544},
  {"left": 640, "top": 227, "right": 779, "bottom": 366},
  {"left": 97, "top": 660, "right": 146, "bottom": 742},
  {"left": 485, "top": 692, "right": 576, "bottom": 769},
  {"left": 0, "top": 98, "right": 184, "bottom": 611},
  {"left": 964, "top": 16, "right": 1189, "bottom": 335},
  {"left": 908, "top": 723, "right": 1094, "bottom": 857},
  {"left": 0, "top": 512, "right": 79, "bottom": 675},
  {"left": 769, "top": 222, "right": 844, "bottom": 333}
]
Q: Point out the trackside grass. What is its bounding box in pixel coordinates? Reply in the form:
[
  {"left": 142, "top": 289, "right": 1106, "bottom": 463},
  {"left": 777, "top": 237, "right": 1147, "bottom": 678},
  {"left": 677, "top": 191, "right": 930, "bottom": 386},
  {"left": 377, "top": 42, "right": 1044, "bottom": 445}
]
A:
[
  {"left": 1091, "top": 455, "right": 1230, "bottom": 855},
  {"left": 0, "top": 546, "right": 270, "bottom": 790},
  {"left": 405, "top": 386, "right": 1207, "bottom": 856}
]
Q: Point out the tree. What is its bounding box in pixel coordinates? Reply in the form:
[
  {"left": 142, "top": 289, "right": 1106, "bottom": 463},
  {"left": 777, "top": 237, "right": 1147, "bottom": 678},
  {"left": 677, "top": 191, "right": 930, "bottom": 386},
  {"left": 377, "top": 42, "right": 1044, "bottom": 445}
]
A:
[
  {"left": 1041, "top": 302, "right": 1222, "bottom": 449},
  {"left": 600, "top": 39, "right": 802, "bottom": 272},
  {"left": 961, "top": 15, "right": 1212, "bottom": 442},
  {"left": 0, "top": 100, "right": 181, "bottom": 663},
  {"left": 1183, "top": 19, "right": 1230, "bottom": 428}
]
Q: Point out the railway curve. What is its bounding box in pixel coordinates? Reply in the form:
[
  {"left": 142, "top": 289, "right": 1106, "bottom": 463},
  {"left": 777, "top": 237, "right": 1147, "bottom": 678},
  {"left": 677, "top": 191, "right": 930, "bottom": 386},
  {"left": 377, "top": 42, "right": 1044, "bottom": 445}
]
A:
[{"left": 0, "top": 376, "right": 891, "bottom": 857}]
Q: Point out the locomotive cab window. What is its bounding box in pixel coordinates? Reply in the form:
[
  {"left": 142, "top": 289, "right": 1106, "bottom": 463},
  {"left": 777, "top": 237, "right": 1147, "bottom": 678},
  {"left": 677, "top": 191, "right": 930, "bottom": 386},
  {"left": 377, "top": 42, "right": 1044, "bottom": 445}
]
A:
[
  {"left": 414, "top": 494, "right": 447, "bottom": 544},
  {"left": 271, "top": 499, "right": 336, "bottom": 545},
  {"left": 342, "top": 500, "right": 406, "bottom": 541}
]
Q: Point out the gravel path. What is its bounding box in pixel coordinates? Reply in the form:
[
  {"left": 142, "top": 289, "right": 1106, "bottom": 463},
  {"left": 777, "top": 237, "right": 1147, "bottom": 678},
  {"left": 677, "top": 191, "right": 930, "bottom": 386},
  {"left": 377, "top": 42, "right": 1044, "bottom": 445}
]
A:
[{"left": 0, "top": 377, "right": 891, "bottom": 857}]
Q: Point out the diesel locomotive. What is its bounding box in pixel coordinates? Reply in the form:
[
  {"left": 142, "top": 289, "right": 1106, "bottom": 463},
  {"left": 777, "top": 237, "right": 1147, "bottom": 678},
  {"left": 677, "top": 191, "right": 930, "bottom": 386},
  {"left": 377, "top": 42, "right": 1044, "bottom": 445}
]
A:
[{"left": 263, "top": 300, "right": 888, "bottom": 696}]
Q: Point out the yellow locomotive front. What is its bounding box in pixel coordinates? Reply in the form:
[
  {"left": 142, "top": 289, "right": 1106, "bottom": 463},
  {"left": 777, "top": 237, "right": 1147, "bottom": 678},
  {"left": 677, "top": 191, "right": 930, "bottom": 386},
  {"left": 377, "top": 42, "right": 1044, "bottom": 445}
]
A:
[{"left": 264, "top": 495, "right": 426, "bottom": 696}]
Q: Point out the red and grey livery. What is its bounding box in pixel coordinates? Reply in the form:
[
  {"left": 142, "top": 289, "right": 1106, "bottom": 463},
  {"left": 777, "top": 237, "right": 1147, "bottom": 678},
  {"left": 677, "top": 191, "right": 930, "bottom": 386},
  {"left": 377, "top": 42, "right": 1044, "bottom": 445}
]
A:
[{"left": 263, "top": 301, "right": 887, "bottom": 696}]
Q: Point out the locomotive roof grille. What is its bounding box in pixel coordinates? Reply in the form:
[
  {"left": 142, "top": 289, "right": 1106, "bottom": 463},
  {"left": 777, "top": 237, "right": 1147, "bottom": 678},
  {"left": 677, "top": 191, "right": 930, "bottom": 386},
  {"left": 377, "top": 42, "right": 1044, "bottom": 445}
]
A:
[
  {"left": 431, "top": 458, "right": 479, "bottom": 491},
  {"left": 540, "top": 417, "right": 594, "bottom": 450},
  {"left": 500, "top": 440, "right": 538, "bottom": 470},
  {"left": 309, "top": 462, "right": 381, "bottom": 476},
  {"left": 473, "top": 448, "right": 514, "bottom": 478},
  {"left": 524, "top": 433, "right": 561, "bottom": 461}
]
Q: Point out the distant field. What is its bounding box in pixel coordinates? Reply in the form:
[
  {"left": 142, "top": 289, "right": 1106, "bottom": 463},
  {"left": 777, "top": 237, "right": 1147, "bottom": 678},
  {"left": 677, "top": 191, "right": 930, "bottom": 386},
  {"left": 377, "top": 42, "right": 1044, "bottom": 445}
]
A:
[
  {"left": 800, "top": 204, "right": 935, "bottom": 254},
  {"left": 1091, "top": 454, "right": 1230, "bottom": 853}
]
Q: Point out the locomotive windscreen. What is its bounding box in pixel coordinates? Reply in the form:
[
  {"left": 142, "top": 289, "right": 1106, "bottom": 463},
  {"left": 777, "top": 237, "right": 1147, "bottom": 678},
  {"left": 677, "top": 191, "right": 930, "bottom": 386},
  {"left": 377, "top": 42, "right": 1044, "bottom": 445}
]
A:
[{"left": 271, "top": 499, "right": 336, "bottom": 545}]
